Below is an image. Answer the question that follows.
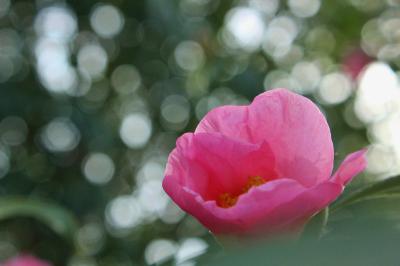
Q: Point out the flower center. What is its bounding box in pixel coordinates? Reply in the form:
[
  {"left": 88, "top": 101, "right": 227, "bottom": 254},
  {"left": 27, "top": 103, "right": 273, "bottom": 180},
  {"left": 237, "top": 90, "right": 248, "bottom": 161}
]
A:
[{"left": 216, "top": 176, "right": 266, "bottom": 208}]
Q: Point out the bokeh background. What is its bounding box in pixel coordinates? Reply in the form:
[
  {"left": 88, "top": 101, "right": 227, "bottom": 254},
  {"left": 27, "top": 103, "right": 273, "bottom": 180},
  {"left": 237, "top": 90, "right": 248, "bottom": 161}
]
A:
[{"left": 0, "top": 0, "right": 400, "bottom": 265}]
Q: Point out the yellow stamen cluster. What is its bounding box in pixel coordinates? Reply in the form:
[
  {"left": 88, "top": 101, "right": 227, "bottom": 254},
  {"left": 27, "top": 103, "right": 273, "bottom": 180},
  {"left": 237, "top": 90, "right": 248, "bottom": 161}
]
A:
[
  {"left": 217, "top": 176, "right": 266, "bottom": 208},
  {"left": 241, "top": 176, "right": 266, "bottom": 193},
  {"left": 218, "top": 193, "right": 238, "bottom": 208}
]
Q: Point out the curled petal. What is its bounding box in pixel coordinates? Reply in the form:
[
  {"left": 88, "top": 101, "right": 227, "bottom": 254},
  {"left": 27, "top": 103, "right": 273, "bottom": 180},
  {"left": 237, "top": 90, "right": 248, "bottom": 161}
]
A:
[{"left": 331, "top": 149, "right": 367, "bottom": 185}]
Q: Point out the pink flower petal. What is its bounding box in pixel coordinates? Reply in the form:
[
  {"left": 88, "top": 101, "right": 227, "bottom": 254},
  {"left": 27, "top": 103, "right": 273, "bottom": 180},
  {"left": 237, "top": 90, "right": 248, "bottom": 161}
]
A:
[
  {"left": 2, "top": 255, "right": 51, "bottom": 266},
  {"left": 164, "top": 132, "right": 276, "bottom": 202},
  {"left": 196, "top": 89, "right": 334, "bottom": 186},
  {"left": 195, "top": 105, "right": 252, "bottom": 141},
  {"left": 251, "top": 181, "right": 342, "bottom": 234},
  {"left": 202, "top": 179, "right": 307, "bottom": 234},
  {"left": 331, "top": 149, "right": 367, "bottom": 185},
  {"left": 164, "top": 177, "right": 342, "bottom": 235},
  {"left": 163, "top": 89, "right": 367, "bottom": 236}
]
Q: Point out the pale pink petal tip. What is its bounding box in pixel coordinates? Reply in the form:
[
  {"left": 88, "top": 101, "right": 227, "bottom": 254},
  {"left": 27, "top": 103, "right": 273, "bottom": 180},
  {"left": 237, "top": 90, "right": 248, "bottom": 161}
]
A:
[{"left": 331, "top": 148, "right": 368, "bottom": 185}]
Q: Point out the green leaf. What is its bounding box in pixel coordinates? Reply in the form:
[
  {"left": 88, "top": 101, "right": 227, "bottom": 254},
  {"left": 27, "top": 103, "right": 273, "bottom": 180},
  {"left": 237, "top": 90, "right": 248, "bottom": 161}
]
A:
[
  {"left": 0, "top": 197, "right": 78, "bottom": 242},
  {"left": 302, "top": 207, "right": 329, "bottom": 239},
  {"left": 332, "top": 175, "right": 400, "bottom": 211}
]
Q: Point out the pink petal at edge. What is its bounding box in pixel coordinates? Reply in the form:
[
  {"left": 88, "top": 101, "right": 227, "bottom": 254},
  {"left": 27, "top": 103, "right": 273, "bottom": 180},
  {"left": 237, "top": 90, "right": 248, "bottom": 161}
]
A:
[
  {"left": 331, "top": 148, "right": 368, "bottom": 185},
  {"left": 2, "top": 255, "right": 51, "bottom": 266}
]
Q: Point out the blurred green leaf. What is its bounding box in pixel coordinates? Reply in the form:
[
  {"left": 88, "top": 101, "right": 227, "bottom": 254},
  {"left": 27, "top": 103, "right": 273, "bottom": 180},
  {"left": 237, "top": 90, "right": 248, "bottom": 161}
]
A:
[
  {"left": 0, "top": 197, "right": 78, "bottom": 242},
  {"left": 201, "top": 218, "right": 400, "bottom": 266},
  {"left": 302, "top": 207, "right": 329, "bottom": 239},
  {"left": 333, "top": 176, "right": 400, "bottom": 211}
]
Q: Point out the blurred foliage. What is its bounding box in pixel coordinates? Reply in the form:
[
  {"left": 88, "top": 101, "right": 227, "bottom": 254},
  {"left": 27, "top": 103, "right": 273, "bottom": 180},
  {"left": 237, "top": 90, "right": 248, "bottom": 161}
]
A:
[
  {"left": 1, "top": 0, "right": 400, "bottom": 265},
  {"left": 202, "top": 215, "right": 400, "bottom": 266}
]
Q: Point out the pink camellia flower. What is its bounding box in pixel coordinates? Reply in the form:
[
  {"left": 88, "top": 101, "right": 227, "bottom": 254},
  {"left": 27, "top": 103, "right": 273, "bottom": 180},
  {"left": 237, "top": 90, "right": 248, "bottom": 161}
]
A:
[
  {"left": 162, "top": 88, "right": 367, "bottom": 236},
  {"left": 2, "top": 255, "right": 51, "bottom": 266}
]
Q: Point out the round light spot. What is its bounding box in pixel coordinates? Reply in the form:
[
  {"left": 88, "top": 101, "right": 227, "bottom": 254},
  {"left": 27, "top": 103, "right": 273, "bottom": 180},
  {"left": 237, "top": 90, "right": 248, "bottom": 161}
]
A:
[
  {"left": 249, "top": 0, "right": 279, "bottom": 17},
  {"left": 306, "top": 27, "right": 336, "bottom": 53},
  {"left": 34, "top": 38, "right": 69, "bottom": 64},
  {"left": 106, "top": 195, "right": 143, "bottom": 229},
  {"left": 288, "top": 0, "right": 321, "bottom": 18},
  {"left": 361, "top": 19, "right": 382, "bottom": 56},
  {"left": 77, "top": 44, "right": 108, "bottom": 79},
  {"left": 161, "top": 95, "right": 190, "bottom": 131},
  {"left": 34, "top": 38, "right": 77, "bottom": 94},
  {"left": 144, "top": 239, "right": 178, "bottom": 265},
  {"left": 41, "top": 118, "right": 80, "bottom": 152},
  {"left": 136, "top": 160, "right": 164, "bottom": 185},
  {"left": 291, "top": 61, "right": 321, "bottom": 94},
  {"left": 174, "top": 41, "right": 205, "bottom": 72},
  {"left": 83, "top": 153, "right": 115, "bottom": 185},
  {"left": 262, "top": 16, "right": 298, "bottom": 58},
  {"left": 0, "top": 116, "right": 28, "bottom": 146},
  {"left": 318, "top": 72, "right": 352, "bottom": 105},
  {"left": 366, "top": 145, "right": 396, "bottom": 175},
  {"left": 137, "top": 180, "right": 168, "bottom": 214},
  {"left": 34, "top": 6, "right": 77, "bottom": 41},
  {"left": 264, "top": 70, "right": 299, "bottom": 91},
  {"left": 111, "top": 64, "right": 141, "bottom": 94},
  {"left": 343, "top": 102, "right": 364, "bottom": 129},
  {"left": 76, "top": 222, "right": 105, "bottom": 255},
  {"left": 368, "top": 114, "right": 400, "bottom": 176},
  {"left": 176, "top": 238, "right": 208, "bottom": 264},
  {"left": 354, "top": 62, "right": 400, "bottom": 123},
  {"left": 224, "top": 7, "right": 265, "bottom": 51},
  {"left": 90, "top": 4, "right": 124, "bottom": 38},
  {"left": 195, "top": 96, "right": 220, "bottom": 120},
  {"left": 39, "top": 62, "right": 78, "bottom": 94},
  {"left": 120, "top": 113, "right": 152, "bottom": 149}
]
